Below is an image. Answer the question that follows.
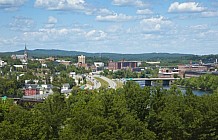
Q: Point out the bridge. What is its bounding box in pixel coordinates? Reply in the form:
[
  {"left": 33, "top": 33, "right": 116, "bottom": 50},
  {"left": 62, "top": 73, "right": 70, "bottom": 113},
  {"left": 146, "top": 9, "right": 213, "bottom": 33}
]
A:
[{"left": 126, "top": 78, "right": 180, "bottom": 86}]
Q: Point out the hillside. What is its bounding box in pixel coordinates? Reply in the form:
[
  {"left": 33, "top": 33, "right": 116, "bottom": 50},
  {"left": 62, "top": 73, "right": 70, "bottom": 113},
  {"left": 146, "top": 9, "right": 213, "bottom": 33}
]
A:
[{"left": 0, "top": 49, "right": 194, "bottom": 61}]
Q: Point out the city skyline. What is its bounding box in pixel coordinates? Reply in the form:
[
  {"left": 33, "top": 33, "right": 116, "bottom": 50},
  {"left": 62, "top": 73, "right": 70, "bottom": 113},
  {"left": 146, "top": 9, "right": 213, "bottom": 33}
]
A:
[{"left": 0, "top": 0, "right": 218, "bottom": 54}]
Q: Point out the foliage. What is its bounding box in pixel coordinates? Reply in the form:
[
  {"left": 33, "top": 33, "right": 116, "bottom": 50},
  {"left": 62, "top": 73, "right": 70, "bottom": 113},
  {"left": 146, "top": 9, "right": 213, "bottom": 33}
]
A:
[
  {"left": 0, "top": 77, "right": 23, "bottom": 97},
  {"left": 101, "top": 68, "right": 159, "bottom": 79},
  {"left": 0, "top": 82, "right": 218, "bottom": 139},
  {"left": 176, "top": 74, "right": 218, "bottom": 91}
]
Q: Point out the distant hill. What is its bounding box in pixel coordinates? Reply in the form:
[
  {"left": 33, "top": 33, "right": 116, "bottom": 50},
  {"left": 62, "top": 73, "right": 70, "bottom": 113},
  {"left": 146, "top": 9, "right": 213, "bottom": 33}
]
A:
[{"left": 0, "top": 49, "right": 194, "bottom": 61}]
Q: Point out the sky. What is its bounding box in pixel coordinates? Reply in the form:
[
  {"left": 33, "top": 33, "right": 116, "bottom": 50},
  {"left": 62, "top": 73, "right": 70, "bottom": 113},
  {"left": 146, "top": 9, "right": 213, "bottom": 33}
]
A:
[{"left": 0, "top": 0, "right": 218, "bottom": 54}]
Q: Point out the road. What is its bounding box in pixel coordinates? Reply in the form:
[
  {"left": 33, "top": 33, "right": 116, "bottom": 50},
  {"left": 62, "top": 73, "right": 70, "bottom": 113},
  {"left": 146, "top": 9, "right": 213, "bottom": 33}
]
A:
[
  {"left": 87, "top": 75, "right": 101, "bottom": 89},
  {"left": 93, "top": 75, "right": 117, "bottom": 89}
]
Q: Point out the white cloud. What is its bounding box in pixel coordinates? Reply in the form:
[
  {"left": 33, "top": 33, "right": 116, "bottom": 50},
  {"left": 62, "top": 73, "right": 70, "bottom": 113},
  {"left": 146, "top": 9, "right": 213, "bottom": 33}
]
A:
[
  {"left": 34, "top": 0, "right": 85, "bottom": 10},
  {"left": 48, "top": 16, "right": 58, "bottom": 24},
  {"left": 168, "top": 2, "right": 206, "bottom": 13},
  {"left": 189, "top": 24, "right": 208, "bottom": 30},
  {"left": 140, "top": 16, "right": 172, "bottom": 32},
  {"left": 23, "top": 27, "right": 107, "bottom": 42},
  {"left": 0, "top": 0, "right": 26, "bottom": 10},
  {"left": 97, "top": 8, "right": 113, "bottom": 16},
  {"left": 85, "top": 30, "right": 107, "bottom": 41},
  {"left": 45, "top": 16, "right": 58, "bottom": 28},
  {"left": 96, "top": 13, "right": 132, "bottom": 22},
  {"left": 106, "top": 25, "right": 123, "bottom": 33},
  {"left": 136, "top": 9, "right": 153, "bottom": 15},
  {"left": 95, "top": 8, "right": 132, "bottom": 22},
  {"left": 201, "top": 11, "right": 218, "bottom": 17},
  {"left": 112, "top": 0, "right": 147, "bottom": 7},
  {"left": 23, "top": 27, "right": 85, "bottom": 42},
  {"left": 9, "top": 16, "right": 35, "bottom": 31},
  {"left": 143, "top": 34, "right": 161, "bottom": 40}
]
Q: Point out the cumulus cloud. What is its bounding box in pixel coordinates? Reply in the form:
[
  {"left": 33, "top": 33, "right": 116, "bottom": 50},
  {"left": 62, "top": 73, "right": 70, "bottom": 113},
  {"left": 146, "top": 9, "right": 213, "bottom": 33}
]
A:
[
  {"left": 136, "top": 9, "right": 153, "bottom": 15},
  {"left": 23, "top": 27, "right": 107, "bottom": 42},
  {"left": 97, "top": 8, "right": 114, "bottom": 16},
  {"left": 112, "top": 0, "right": 147, "bottom": 7},
  {"left": 85, "top": 30, "right": 107, "bottom": 41},
  {"left": 34, "top": 0, "right": 85, "bottom": 10},
  {"left": 23, "top": 27, "right": 84, "bottom": 42},
  {"left": 140, "top": 16, "right": 172, "bottom": 32},
  {"left": 0, "top": 0, "right": 26, "bottom": 10},
  {"left": 168, "top": 2, "right": 206, "bottom": 13},
  {"left": 9, "top": 16, "right": 35, "bottom": 31},
  {"left": 96, "top": 13, "right": 132, "bottom": 22}
]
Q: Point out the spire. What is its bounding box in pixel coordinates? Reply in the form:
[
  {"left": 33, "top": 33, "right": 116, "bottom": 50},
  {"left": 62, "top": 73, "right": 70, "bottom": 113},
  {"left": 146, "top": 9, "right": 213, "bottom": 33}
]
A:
[
  {"left": 24, "top": 44, "right": 28, "bottom": 61},
  {"left": 25, "top": 43, "right": 27, "bottom": 51}
]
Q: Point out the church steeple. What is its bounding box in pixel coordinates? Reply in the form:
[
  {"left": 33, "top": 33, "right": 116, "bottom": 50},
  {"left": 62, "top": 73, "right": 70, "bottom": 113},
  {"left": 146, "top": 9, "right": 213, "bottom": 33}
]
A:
[
  {"left": 25, "top": 44, "right": 27, "bottom": 51},
  {"left": 24, "top": 44, "right": 28, "bottom": 61}
]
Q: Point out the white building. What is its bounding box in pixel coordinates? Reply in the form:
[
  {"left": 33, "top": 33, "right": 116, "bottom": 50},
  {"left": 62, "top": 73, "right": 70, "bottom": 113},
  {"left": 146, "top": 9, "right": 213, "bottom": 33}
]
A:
[
  {"left": 0, "top": 60, "right": 7, "bottom": 67},
  {"left": 94, "top": 62, "right": 104, "bottom": 67}
]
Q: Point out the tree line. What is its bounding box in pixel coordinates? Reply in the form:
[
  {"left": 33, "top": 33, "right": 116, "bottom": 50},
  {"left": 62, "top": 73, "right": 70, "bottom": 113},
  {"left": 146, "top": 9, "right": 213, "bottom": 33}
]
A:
[
  {"left": 1, "top": 81, "right": 218, "bottom": 139},
  {"left": 176, "top": 74, "right": 218, "bottom": 91}
]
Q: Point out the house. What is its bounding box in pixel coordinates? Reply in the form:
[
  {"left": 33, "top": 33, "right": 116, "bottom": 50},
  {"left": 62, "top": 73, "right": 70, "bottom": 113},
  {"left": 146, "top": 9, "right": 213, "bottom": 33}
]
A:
[
  {"left": 39, "top": 84, "right": 53, "bottom": 94},
  {"left": 69, "top": 72, "right": 76, "bottom": 78},
  {"left": 0, "top": 60, "right": 7, "bottom": 67},
  {"left": 61, "top": 83, "right": 72, "bottom": 94},
  {"left": 23, "top": 84, "right": 53, "bottom": 96},
  {"left": 23, "top": 84, "right": 38, "bottom": 96},
  {"left": 62, "top": 83, "right": 70, "bottom": 90}
]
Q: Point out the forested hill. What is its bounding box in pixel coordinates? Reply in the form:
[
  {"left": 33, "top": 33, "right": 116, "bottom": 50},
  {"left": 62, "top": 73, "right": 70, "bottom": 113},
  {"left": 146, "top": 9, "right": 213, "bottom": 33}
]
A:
[{"left": 0, "top": 49, "right": 194, "bottom": 61}]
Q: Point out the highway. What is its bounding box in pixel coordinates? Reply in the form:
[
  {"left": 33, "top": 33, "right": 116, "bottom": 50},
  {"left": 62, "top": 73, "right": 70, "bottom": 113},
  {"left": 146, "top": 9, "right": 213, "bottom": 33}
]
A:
[
  {"left": 87, "top": 75, "right": 101, "bottom": 89},
  {"left": 93, "top": 75, "right": 117, "bottom": 89}
]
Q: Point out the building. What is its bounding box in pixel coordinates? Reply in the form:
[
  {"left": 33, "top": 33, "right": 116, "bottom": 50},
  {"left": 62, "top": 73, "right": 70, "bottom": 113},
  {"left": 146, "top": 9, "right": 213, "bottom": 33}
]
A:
[
  {"left": 177, "top": 64, "right": 210, "bottom": 78},
  {"left": 158, "top": 68, "right": 181, "bottom": 78},
  {"left": 108, "top": 61, "right": 118, "bottom": 70},
  {"left": 55, "top": 60, "right": 71, "bottom": 66},
  {"left": 78, "top": 55, "right": 85, "bottom": 64},
  {"left": 61, "top": 83, "right": 72, "bottom": 94},
  {"left": 178, "top": 65, "right": 208, "bottom": 73},
  {"left": 146, "top": 61, "right": 160, "bottom": 64},
  {"left": 94, "top": 62, "right": 104, "bottom": 67},
  {"left": 108, "top": 60, "right": 140, "bottom": 70},
  {"left": 23, "top": 84, "right": 38, "bottom": 96},
  {"left": 0, "top": 60, "right": 7, "bottom": 67},
  {"left": 46, "top": 57, "right": 55, "bottom": 61},
  {"left": 94, "top": 62, "right": 104, "bottom": 71},
  {"left": 69, "top": 72, "right": 76, "bottom": 78},
  {"left": 11, "top": 44, "right": 28, "bottom": 64},
  {"left": 23, "top": 84, "right": 53, "bottom": 96}
]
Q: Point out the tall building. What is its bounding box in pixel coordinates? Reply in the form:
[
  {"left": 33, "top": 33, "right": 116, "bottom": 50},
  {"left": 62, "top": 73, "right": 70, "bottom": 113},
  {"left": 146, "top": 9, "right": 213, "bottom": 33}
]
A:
[{"left": 78, "top": 55, "right": 85, "bottom": 64}]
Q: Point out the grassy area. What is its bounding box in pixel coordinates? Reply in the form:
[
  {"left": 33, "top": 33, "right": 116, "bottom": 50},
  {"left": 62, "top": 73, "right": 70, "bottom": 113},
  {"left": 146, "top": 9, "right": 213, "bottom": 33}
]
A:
[
  {"left": 87, "top": 80, "right": 94, "bottom": 86},
  {"left": 94, "top": 77, "right": 109, "bottom": 88},
  {"left": 115, "top": 81, "right": 123, "bottom": 89}
]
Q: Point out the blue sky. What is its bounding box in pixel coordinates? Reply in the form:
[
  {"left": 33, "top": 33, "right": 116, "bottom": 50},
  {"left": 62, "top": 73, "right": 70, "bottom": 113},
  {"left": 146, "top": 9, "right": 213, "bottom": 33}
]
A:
[{"left": 0, "top": 0, "right": 218, "bottom": 54}]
